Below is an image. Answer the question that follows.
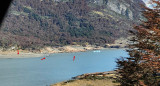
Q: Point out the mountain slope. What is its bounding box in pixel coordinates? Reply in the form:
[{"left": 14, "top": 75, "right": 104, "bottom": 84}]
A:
[{"left": 0, "top": 0, "right": 144, "bottom": 49}]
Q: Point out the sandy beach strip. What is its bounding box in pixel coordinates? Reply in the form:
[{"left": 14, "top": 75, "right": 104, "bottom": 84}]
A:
[{"left": 0, "top": 51, "right": 49, "bottom": 58}]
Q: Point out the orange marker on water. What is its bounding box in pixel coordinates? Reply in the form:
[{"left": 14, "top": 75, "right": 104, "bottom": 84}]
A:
[
  {"left": 41, "top": 57, "right": 46, "bottom": 60},
  {"left": 73, "top": 56, "right": 75, "bottom": 61},
  {"left": 17, "top": 50, "right": 19, "bottom": 55}
]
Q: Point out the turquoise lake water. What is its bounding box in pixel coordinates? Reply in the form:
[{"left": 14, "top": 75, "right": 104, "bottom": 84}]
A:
[{"left": 0, "top": 49, "right": 128, "bottom": 86}]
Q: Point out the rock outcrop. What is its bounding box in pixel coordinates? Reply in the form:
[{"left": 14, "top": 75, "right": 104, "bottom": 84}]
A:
[{"left": 88, "top": 0, "right": 144, "bottom": 20}]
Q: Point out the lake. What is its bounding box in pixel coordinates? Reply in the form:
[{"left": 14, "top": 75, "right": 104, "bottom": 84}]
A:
[{"left": 0, "top": 49, "right": 128, "bottom": 86}]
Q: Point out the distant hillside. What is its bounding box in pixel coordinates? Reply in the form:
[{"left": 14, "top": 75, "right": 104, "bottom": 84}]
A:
[{"left": 0, "top": 0, "right": 144, "bottom": 50}]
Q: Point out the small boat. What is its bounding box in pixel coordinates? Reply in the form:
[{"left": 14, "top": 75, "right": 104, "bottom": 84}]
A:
[{"left": 93, "top": 50, "right": 101, "bottom": 52}]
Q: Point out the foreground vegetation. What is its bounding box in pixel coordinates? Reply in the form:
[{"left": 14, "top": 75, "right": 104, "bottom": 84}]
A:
[{"left": 116, "top": 0, "right": 160, "bottom": 85}]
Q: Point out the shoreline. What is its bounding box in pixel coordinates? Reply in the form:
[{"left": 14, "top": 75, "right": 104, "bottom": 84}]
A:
[
  {"left": 0, "top": 44, "right": 127, "bottom": 59},
  {"left": 0, "top": 37, "right": 129, "bottom": 58},
  {"left": 0, "top": 52, "right": 49, "bottom": 59}
]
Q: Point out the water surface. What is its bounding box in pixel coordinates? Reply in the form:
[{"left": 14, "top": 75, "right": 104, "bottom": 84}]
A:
[{"left": 0, "top": 49, "right": 128, "bottom": 86}]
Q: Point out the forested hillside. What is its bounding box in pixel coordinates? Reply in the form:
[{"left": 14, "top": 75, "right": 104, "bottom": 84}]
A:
[{"left": 0, "top": 0, "right": 144, "bottom": 50}]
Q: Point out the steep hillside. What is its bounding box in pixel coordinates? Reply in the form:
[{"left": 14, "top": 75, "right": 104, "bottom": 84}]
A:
[{"left": 0, "top": 0, "right": 144, "bottom": 50}]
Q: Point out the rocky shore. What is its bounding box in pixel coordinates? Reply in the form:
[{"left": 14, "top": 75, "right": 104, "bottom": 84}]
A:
[
  {"left": 38, "top": 37, "right": 130, "bottom": 54},
  {"left": 0, "top": 44, "right": 127, "bottom": 58},
  {"left": 72, "top": 71, "right": 118, "bottom": 80},
  {"left": 0, "top": 37, "right": 129, "bottom": 58}
]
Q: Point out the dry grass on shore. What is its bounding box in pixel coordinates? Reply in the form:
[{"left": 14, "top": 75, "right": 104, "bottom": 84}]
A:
[
  {"left": 52, "top": 78, "right": 119, "bottom": 86},
  {"left": 52, "top": 71, "right": 120, "bottom": 86}
]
